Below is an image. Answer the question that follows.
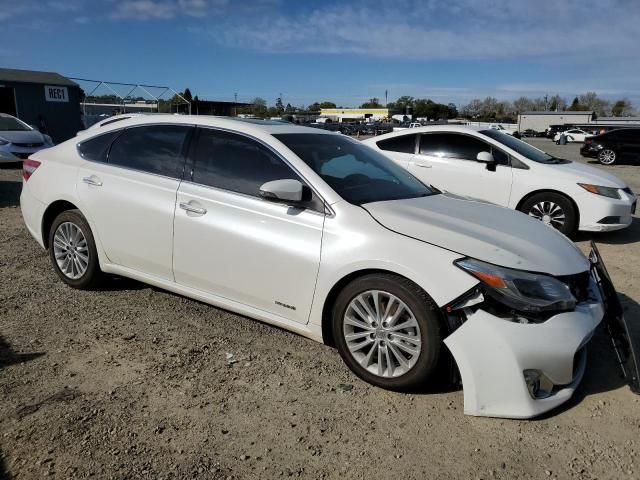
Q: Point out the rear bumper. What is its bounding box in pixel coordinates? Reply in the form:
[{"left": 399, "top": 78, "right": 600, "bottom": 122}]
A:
[
  {"left": 20, "top": 185, "right": 47, "bottom": 249},
  {"left": 444, "top": 279, "right": 604, "bottom": 419}
]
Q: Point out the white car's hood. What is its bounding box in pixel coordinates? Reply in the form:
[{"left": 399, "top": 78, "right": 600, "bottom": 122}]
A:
[
  {"left": 364, "top": 194, "right": 589, "bottom": 276},
  {"left": 549, "top": 160, "right": 627, "bottom": 188},
  {"left": 0, "top": 129, "right": 46, "bottom": 144}
]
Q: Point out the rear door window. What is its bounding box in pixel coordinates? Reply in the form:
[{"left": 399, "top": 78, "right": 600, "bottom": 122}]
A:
[
  {"left": 108, "top": 125, "right": 192, "bottom": 178},
  {"left": 376, "top": 134, "right": 417, "bottom": 154}
]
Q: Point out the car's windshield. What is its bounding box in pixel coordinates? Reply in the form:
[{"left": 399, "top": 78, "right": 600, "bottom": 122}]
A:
[
  {"left": 274, "top": 133, "right": 435, "bottom": 205},
  {"left": 0, "top": 116, "right": 31, "bottom": 132},
  {"left": 480, "top": 129, "right": 569, "bottom": 164}
]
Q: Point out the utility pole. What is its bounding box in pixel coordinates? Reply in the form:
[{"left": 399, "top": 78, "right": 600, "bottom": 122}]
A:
[
  {"left": 385, "top": 89, "right": 388, "bottom": 107},
  {"left": 234, "top": 92, "right": 237, "bottom": 116}
]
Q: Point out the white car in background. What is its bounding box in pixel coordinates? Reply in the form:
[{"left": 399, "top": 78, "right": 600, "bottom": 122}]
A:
[
  {"left": 19, "top": 115, "right": 634, "bottom": 418},
  {"left": 364, "top": 125, "right": 636, "bottom": 235},
  {"left": 0, "top": 113, "right": 53, "bottom": 162},
  {"left": 554, "top": 128, "right": 592, "bottom": 143}
]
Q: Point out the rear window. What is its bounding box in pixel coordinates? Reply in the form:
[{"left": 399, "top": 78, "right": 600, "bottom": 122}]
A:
[{"left": 77, "top": 131, "right": 120, "bottom": 162}]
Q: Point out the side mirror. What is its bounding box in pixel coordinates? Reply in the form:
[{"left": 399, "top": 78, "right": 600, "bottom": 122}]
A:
[
  {"left": 259, "top": 179, "right": 307, "bottom": 204},
  {"left": 476, "top": 151, "right": 494, "bottom": 163}
]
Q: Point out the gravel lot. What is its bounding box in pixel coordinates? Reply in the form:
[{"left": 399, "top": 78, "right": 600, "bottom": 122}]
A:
[{"left": 1, "top": 139, "right": 639, "bottom": 480}]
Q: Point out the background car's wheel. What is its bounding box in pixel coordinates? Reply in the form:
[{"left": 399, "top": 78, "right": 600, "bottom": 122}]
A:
[
  {"left": 598, "top": 149, "right": 617, "bottom": 165},
  {"left": 332, "top": 273, "right": 442, "bottom": 391},
  {"left": 519, "top": 192, "right": 577, "bottom": 236},
  {"left": 48, "top": 209, "right": 103, "bottom": 289}
]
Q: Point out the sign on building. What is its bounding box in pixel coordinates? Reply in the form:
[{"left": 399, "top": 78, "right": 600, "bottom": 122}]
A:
[{"left": 44, "top": 85, "right": 69, "bottom": 102}]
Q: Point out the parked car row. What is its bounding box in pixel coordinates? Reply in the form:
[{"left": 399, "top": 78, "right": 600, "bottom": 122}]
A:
[{"left": 20, "top": 115, "right": 639, "bottom": 419}]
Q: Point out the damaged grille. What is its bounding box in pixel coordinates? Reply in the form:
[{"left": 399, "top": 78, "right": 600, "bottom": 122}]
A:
[{"left": 559, "top": 271, "right": 591, "bottom": 303}]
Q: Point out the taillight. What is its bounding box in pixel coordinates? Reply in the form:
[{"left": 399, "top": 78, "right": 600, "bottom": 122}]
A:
[
  {"left": 584, "top": 138, "right": 593, "bottom": 145},
  {"left": 23, "top": 159, "right": 41, "bottom": 181}
]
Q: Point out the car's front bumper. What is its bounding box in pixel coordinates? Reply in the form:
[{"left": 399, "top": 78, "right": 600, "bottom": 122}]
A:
[
  {"left": 444, "top": 247, "right": 640, "bottom": 419},
  {"left": 444, "top": 285, "right": 603, "bottom": 418},
  {"left": 577, "top": 189, "right": 636, "bottom": 232},
  {"left": 0, "top": 144, "right": 50, "bottom": 162}
]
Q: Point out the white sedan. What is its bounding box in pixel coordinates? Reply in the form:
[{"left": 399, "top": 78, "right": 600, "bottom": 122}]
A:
[
  {"left": 554, "top": 128, "right": 592, "bottom": 143},
  {"left": 363, "top": 125, "right": 636, "bottom": 235},
  {"left": 0, "top": 113, "right": 53, "bottom": 162},
  {"left": 20, "top": 115, "right": 620, "bottom": 418}
]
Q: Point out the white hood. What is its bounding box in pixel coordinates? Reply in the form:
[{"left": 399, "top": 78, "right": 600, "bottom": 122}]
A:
[
  {"left": 549, "top": 160, "right": 627, "bottom": 188},
  {"left": 364, "top": 194, "right": 589, "bottom": 276}
]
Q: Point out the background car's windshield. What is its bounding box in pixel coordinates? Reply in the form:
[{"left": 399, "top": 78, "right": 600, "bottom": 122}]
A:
[
  {"left": 0, "top": 116, "right": 31, "bottom": 131},
  {"left": 274, "top": 133, "right": 434, "bottom": 205},
  {"left": 480, "top": 129, "right": 559, "bottom": 163}
]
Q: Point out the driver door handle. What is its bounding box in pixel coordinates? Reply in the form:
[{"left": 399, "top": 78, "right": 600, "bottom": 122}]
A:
[
  {"left": 179, "top": 202, "right": 207, "bottom": 215},
  {"left": 82, "top": 176, "right": 103, "bottom": 186}
]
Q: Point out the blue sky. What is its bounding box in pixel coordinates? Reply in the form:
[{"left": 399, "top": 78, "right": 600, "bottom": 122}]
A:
[{"left": 1, "top": 0, "right": 639, "bottom": 107}]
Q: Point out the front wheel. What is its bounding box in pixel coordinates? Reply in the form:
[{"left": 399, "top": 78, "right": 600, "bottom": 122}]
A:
[
  {"left": 519, "top": 192, "right": 578, "bottom": 236},
  {"left": 332, "top": 273, "right": 442, "bottom": 391},
  {"left": 598, "top": 148, "right": 617, "bottom": 165},
  {"left": 48, "top": 209, "right": 103, "bottom": 289}
]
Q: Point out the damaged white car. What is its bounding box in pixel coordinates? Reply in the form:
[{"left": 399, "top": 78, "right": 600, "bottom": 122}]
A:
[{"left": 20, "top": 116, "right": 639, "bottom": 418}]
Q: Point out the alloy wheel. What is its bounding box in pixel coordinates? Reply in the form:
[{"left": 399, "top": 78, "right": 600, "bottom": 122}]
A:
[
  {"left": 342, "top": 290, "right": 421, "bottom": 378},
  {"left": 53, "top": 222, "right": 89, "bottom": 280},
  {"left": 599, "top": 149, "right": 616, "bottom": 165},
  {"left": 528, "top": 201, "right": 566, "bottom": 228}
]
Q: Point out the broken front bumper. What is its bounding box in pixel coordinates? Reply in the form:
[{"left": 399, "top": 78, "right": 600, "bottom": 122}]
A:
[{"left": 444, "top": 244, "right": 639, "bottom": 419}]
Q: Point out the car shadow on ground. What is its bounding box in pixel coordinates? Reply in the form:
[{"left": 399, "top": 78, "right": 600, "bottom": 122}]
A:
[
  {"left": 537, "top": 292, "right": 640, "bottom": 419},
  {"left": 574, "top": 217, "right": 640, "bottom": 245},
  {"left": 0, "top": 335, "right": 45, "bottom": 371},
  {"left": 0, "top": 180, "right": 21, "bottom": 208},
  {"left": 0, "top": 335, "right": 44, "bottom": 479}
]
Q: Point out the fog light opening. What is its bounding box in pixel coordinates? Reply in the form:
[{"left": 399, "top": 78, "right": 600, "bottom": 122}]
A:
[{"left": 523, "top": 369, "right": 554, "bottom": 399}]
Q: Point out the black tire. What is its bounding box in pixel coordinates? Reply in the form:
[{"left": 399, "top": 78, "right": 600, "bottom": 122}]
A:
[
  {"left": 598, "top": 148, "right": 617, "bottom": 165},
  {"left": 332, "top": 273, "right": 442, "bottom": 391},
  {"left": 48, "top": 209, "right": 103, "bottom": 289},
  {"left": 519, "top": 192, "right": 578, "bottom": 236}
]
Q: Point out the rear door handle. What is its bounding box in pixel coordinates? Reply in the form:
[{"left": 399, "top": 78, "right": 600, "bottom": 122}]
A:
[
  {"left": 410, "top": 156, "right": 433, "bottom": 168},
  {"left": 179, "top": 202, "right": 207, "bottom": 215},
  {"left": 82, "top": 176, "right": 103, "bottom": 186}
]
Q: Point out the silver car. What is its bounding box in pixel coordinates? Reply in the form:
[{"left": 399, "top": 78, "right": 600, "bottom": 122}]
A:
[{"left": 0, "top": 113, "right": 53, "bottom": 163}]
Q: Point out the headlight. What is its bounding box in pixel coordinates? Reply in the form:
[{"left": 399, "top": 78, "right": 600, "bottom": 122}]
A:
[
  {"left": 0, "top": 137, "right": 9, "bottom": 146},
  {"left": 578, "top": 183, "right": 621, "bottom": 199},
  {"left": 455, "top": 258, "right": 576, "bottom": 314}
]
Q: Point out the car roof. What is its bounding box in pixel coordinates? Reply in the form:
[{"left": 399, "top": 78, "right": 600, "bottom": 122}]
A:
[
  {"left": 77, "top": 114, "right": 336, "bottom": 139},
  {"left": 362, "top": 124, "right": 486, "bottom": 142}
]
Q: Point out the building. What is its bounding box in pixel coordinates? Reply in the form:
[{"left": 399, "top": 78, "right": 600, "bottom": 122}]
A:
[
  {"left": 517, "top": 111, "right": 594, "bottom": 132},
  {"left": 320, "top": 108, "right": 389, "bottom": 123},
  {"left": 0, "top": 68, "right": 83, "bottom": 143},
  {"left": 591, "top": 116, "right": 640, "bottom": 125}
]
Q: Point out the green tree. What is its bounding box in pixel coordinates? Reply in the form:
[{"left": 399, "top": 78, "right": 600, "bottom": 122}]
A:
[
  {"left": 275, "top": 97, "right": 284, "bottom": 114},
  {"left": 611, "top": 98, "right": 633, "bottom": 116},
  {"left": 360, "top": 98, "right": 383, "bottom": 108},
  {"left": 183, "top": 88, "right": 193, "bottom": 102}
]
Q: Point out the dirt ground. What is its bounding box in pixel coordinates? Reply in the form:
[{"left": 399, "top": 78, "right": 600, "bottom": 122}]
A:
[{"left": 1, "top": 139, "right": 639, "bottom": 480}]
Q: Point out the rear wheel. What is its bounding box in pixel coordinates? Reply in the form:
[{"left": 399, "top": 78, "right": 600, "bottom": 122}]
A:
[
  {"left": 520, "top": 192, "right": 577, "bottom": 236},
  {"left": 598, "top": 148, "right": 617, "bottom": 165},
  {"left": 332, "top": 273, "right": 442, "bottom": 391},
  {"left": 48, "top": 209, "right": 103, "bottom": 289}
]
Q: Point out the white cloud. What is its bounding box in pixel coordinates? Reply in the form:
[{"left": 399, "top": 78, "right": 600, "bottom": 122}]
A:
[
  {"left": 111, "top": 0, "right": 177, "bottom": 19},
  {"left": 208, "top": 0, "right": 640, "bottom": 62}
]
